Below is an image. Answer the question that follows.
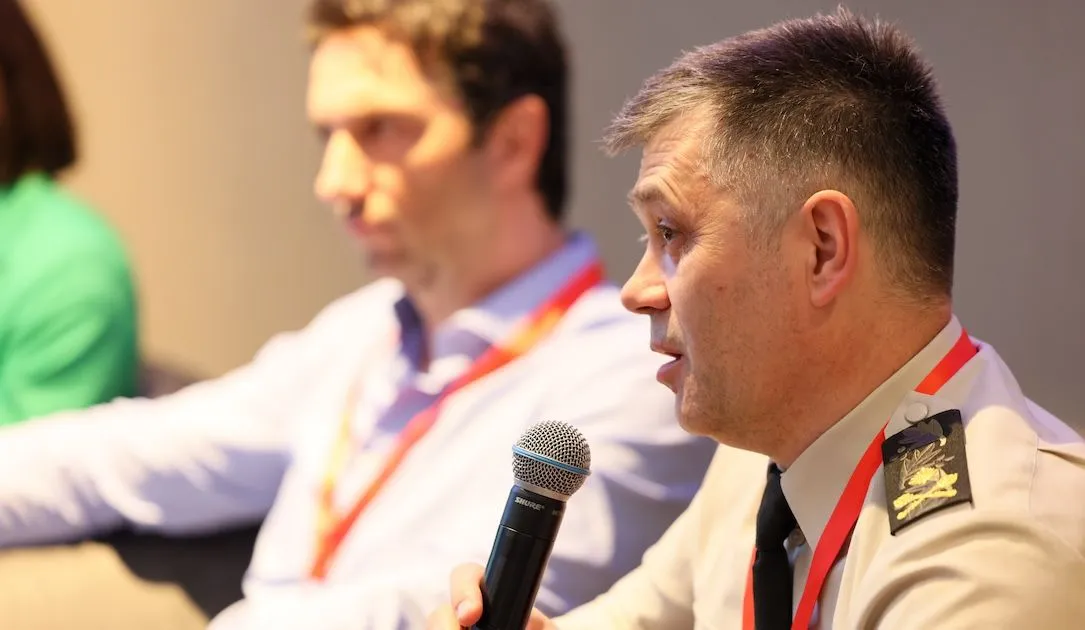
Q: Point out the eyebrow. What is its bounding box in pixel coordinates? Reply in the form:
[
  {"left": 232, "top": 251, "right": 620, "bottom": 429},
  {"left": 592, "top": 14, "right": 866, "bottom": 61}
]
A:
[
  {"left": 627, "top": 184, "right": 674, "bottom": 210},
  {"left": 310, "top": 106, "right": 403, "bottom": 136}
]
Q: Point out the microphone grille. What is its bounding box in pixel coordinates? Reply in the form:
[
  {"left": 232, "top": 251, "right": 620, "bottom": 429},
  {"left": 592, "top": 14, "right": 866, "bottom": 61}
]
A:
[{"left": 512, "top": 420, "right": 591, "bottom": 499}]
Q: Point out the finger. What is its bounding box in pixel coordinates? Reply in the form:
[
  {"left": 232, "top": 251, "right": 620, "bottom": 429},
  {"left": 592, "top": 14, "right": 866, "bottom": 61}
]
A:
[
  {"left": 526, "top": 609, "right": 552, "bottom": 630},
  {"left": 426, "top": 603, "right": 461, "bottom": 630},
  {"left": 449, "top": 563, "right": 485, "bottom": 625}
]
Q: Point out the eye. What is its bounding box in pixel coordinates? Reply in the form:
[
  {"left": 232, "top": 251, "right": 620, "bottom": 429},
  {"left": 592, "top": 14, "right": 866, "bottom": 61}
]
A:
[
  {"left": 364, "top": 117, "right": 394, "bottom": 139},
  {"left": 655, "top": 221, "right": 677, "bottom": 244}
]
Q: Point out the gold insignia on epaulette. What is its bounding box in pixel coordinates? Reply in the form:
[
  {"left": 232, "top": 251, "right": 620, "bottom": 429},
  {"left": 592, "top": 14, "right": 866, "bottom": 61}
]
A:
[{"left": 881, "top": 409, "right": 973, "bottom": 535}]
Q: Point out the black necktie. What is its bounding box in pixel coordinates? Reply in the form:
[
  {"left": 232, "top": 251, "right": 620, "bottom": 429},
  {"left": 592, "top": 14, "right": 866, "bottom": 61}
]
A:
[{"left": 753, "top": 464, "right": 797, "bottom": 630}]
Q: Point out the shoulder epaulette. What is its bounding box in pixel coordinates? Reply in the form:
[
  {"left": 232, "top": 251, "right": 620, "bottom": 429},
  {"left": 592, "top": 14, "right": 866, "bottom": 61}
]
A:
[{"left": 882, "top": 408, "right": 973, "bottom": 535}]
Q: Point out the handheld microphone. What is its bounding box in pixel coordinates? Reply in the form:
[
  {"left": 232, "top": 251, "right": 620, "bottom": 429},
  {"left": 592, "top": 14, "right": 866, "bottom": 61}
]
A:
[{"left": 472, "top": 420, "right": 592, "bottom": 630}]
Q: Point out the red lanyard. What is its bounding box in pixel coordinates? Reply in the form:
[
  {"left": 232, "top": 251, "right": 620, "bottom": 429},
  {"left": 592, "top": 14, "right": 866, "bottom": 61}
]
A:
[
  {"left": 742, "top": 328, "right": 978, "bottom": 629},
  {"left": 309, "top": 261, "right": 605, "bottom": 580}
]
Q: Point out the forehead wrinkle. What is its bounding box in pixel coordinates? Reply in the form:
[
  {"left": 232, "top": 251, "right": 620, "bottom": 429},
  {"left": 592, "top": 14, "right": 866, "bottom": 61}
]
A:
[{"left": 634, "top": 156, "right": 698, "bottom": 216}]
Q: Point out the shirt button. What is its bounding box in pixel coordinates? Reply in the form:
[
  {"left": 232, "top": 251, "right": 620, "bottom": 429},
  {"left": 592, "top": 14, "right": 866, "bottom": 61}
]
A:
[
  {"left": 904, "top": 402, "right": 929, "bottom": 424},
  {"left": 788, "top": 528, "right": 807, "bottom": 548}
]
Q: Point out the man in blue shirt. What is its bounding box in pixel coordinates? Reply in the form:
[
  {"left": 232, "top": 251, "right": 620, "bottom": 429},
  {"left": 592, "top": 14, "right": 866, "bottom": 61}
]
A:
[{"left": 0, "top": 1, "right": 715, "bottom": 628}]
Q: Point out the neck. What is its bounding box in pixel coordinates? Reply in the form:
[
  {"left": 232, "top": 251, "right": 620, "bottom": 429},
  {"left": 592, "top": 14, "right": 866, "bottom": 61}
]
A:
[
  {"left": 770, "top": 299, "right": 952, "bottom": 468},
  {"left": 411, "top": 208, "right": 566, "bottom": 342}
]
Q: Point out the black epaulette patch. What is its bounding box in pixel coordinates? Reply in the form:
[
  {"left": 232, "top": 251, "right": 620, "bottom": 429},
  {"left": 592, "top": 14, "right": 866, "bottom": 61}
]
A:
[{"left": 882, "top": 409, "right": 972, "bottom": 535}]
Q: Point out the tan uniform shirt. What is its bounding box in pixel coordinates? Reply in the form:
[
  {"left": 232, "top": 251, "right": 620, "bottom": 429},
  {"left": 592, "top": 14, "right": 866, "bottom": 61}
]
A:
[{"left": 556, "top": 317, "right": 1085, "bottom": 629}]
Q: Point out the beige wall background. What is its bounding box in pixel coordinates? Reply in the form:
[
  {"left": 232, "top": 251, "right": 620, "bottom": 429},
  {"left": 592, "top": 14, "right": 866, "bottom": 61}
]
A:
[
  {"left": 24, "top": 0, "right": 1084, "bottom": 425},
  {"left": 23, "top": 0, "right": 362, "bottom": 380}
]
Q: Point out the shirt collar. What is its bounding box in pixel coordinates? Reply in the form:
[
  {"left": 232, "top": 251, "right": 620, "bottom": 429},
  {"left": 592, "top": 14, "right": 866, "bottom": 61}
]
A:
[
  {"left": 781, "top": 315, "right": 965, "bottom": 550},
  {"left": 392, "top": 231, "right": 602, "bottom": 368}
]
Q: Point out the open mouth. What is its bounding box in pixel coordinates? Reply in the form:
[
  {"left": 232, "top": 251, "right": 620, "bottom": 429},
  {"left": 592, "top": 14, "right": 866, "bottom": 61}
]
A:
[{"left": 654, "top": 352, "right": 684, "bottom": 389}]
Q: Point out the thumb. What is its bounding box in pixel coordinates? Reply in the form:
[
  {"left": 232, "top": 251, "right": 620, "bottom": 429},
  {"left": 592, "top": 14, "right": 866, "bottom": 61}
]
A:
[{"left": 450, "top": 563, "right": 486, "bottom": 625}]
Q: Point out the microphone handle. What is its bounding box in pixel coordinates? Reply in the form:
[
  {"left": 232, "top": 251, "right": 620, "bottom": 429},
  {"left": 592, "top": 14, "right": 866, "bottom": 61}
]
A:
[{"left": 473, "top": 485, "right": 566, "bottom": 630}]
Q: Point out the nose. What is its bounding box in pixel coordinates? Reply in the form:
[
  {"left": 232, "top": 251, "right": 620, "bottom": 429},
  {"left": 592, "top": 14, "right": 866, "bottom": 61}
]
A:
[
  {"left": 314, "top": 130, "right": 369, "bottom": 206},
  {"left": 621, "top": 249, "right": 670, "bottom": 315}
]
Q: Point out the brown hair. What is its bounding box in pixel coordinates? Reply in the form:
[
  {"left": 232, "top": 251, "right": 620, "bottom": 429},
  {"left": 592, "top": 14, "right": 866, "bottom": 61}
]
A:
[
  {"left": 606, "top": 7, "right": 958, "bottom": 298},
  {"left": 0, "top": 0, "right": 77, "bottom": 185},
  {"left": 307, "top": 0, "right": 570, "bottom": 222}
]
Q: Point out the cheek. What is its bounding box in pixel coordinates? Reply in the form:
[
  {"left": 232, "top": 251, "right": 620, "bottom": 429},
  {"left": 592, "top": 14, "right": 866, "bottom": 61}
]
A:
[
  {"left": 680, "top": 290, "right": 720, "bottom": 363},
  {"left": 675, "top": 268, "right": 747, "bottom": 367},
  {"left": 371, "top": 160, "right": 459, "bottom": 223},
  {"left": 414, "top": 114, "right": 473, "bottom": 161},
  {"left": 401, "top": 142, "right": 478, "bottom": 204},
  {"left": 375, "top": 123, "right": 471, "bottom": 209},
  {"left": 348, "top": 166, "right": 402, "bottom": 228},
  {"left": 403, "top": 165, "right": 490, "bottom": 248},
  {"left": 370, "top": 164, "right": 407, "bottom": 202},
  {"left": 665, "top": 256, "right": 711, "bottom": 332}
]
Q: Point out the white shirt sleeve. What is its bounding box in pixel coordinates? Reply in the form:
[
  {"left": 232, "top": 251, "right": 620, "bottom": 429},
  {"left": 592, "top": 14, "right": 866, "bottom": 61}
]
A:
[{"left": 0, "top": 325, "right": 324, "bottom": 546}]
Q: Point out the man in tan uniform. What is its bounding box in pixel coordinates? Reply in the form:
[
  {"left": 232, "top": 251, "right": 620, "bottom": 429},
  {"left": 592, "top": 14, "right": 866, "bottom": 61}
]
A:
[{"left": 429, "top": 8, "right": 1085, "bottom": 630}]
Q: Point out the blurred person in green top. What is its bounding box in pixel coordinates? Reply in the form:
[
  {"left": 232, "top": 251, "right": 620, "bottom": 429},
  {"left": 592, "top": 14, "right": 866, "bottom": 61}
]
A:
[{"left": 0, "top": 0, "right": 139, "bottom": 426}]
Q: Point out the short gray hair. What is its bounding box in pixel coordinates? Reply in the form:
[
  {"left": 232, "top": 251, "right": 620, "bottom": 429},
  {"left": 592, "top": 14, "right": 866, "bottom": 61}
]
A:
[{"left": 605, "top": 7, "right": 958, "bottom": 298}]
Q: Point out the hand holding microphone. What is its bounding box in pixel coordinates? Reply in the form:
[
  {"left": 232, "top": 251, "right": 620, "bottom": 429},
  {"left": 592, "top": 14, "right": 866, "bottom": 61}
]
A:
[
  {"left": 427, "top": 420, "right": 591, "bottom": 630},
  {"left": 431, "top": 564, "right": 554, "bottom": 630}
]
